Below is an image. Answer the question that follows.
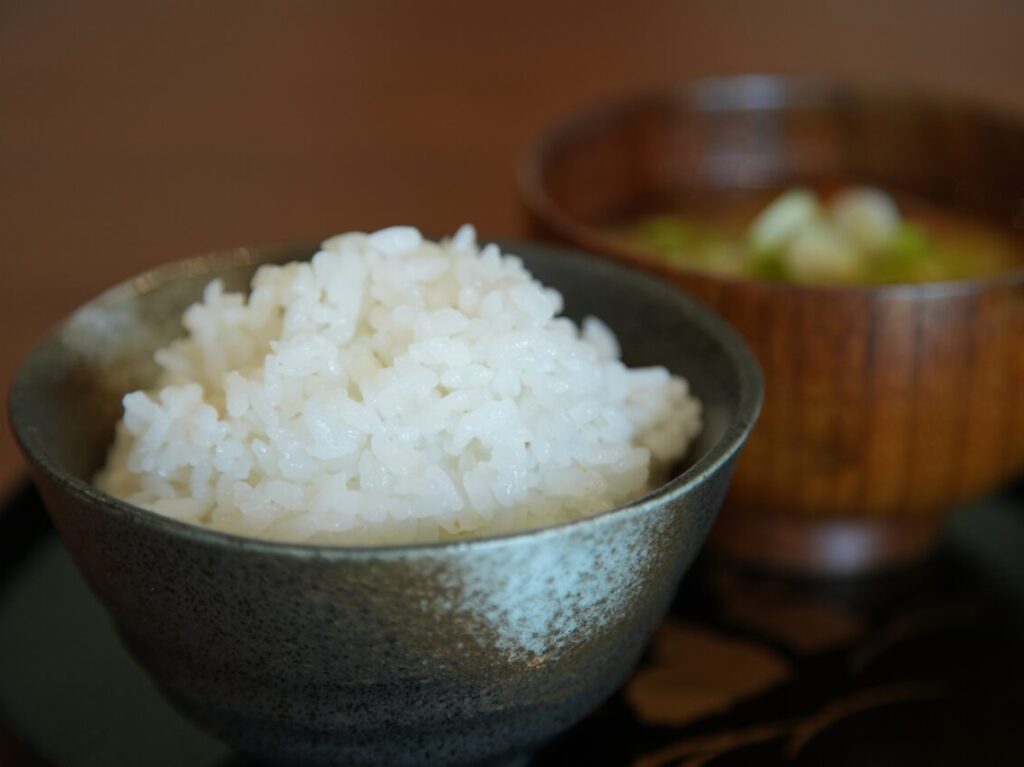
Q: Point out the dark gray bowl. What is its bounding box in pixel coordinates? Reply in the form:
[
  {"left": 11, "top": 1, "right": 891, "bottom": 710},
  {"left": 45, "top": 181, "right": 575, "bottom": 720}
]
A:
[{"left": 8, "top": 240, "right": 761, "bottom": 767}]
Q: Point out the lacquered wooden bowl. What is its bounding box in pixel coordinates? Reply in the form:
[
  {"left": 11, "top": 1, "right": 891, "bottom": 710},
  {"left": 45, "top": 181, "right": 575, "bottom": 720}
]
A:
[{"left": 519, "top": 75, "right": 1024, "bottom": 575}]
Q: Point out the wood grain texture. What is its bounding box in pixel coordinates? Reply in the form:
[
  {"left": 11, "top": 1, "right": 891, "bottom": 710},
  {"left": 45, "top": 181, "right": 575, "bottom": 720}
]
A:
[{"left": 521, "top": 77, "right": 1024, "bottom": 572}]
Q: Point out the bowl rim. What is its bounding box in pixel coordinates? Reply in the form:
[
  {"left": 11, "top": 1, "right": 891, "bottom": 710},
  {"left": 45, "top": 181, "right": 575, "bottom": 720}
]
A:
[
  {"left": 9, "top": 238, "right": 763, "bottom": 559},
  {"left": 518, "top": 73, "right": 1024, "bottom": 299}
]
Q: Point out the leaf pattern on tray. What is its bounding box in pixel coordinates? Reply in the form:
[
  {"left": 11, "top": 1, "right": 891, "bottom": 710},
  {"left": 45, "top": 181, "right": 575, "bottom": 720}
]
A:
[
  {"left": 625, "top": 622, "right": 791, "bottom": 727},
  {"left": 711, "top": 568, "right": 865, "bottom": 654},
  {"left": 782, "top": 682, "right": 945, "bottom": 758},
  {"left": 632, "top": 683, "right": 944, "bottom": 767},
  {"left": 849, "top": 601, "right": 989, "bottom": 673},
  {"left": 631, "top": 721, "right": 795, "bottom": 767}
]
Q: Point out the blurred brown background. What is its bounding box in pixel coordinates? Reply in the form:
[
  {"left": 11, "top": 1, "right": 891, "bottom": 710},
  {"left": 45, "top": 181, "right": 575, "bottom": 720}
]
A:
[{"left": 2, "top": 0, "right": 1023, "bottom": 493}]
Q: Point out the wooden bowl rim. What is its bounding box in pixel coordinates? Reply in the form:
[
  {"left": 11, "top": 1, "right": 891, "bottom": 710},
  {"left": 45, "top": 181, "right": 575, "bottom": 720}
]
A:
[{"left": 518, "top": 73, "right": 1024, "bottom": 299}]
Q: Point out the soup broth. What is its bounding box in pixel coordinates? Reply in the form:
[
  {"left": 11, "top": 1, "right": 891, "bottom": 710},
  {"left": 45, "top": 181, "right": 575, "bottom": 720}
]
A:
[{"left": 606, "top": 186, "right": 1024, "bottom": 285}]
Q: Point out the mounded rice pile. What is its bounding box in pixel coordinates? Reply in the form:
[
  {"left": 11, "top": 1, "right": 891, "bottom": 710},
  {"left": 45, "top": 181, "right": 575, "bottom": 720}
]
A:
[{"left": 97, "top": 226, "right": 701, "bottom": 544}]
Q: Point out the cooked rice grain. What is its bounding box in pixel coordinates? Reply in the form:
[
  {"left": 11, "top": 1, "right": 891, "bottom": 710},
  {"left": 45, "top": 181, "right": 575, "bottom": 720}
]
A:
[{"left": 97, "top": 226, "right": 701, "bottom": 544}]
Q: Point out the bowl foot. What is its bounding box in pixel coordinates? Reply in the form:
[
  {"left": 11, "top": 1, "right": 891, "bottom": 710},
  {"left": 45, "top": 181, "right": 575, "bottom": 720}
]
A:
[{"left": 710, "top": 508, "right": 942, "bottom": 577}]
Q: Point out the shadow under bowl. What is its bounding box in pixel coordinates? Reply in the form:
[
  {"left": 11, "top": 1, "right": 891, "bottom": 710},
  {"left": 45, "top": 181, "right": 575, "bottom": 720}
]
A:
[
  {"left": 8, "top": 240, "right": 761, "bottom": 767},
  {"left": 519, "top": 75, "right": 1024, "bottom": 576}
]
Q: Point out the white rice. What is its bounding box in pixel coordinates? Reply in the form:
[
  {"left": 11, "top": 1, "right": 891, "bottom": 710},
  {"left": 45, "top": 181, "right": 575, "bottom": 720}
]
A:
[{"left": 96, "top": 226, "right": 702, "bottom": 545}]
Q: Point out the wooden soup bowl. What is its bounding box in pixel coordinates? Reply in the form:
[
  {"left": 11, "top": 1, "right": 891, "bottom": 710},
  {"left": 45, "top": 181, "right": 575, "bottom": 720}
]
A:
[{"left": 519, "top": 75, "right": 1024, "bottom": 575}]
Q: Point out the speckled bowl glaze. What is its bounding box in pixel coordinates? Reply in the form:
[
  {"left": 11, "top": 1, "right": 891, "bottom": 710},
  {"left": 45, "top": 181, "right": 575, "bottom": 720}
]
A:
[{"left": 9, "top": 241, "right": 761, "bottom": 767}]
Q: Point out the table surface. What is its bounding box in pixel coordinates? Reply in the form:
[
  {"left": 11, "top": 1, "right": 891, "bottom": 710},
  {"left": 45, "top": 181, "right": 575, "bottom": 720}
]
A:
[{"left": 3, "top": 0, "right": 1024, "bottom": 492}]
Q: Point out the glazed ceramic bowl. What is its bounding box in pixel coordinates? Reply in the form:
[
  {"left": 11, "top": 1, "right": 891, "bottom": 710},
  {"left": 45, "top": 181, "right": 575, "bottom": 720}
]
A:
[
  {"left": 9, "top": 241, "right": 761, "bottom": 767},
  {"left": 520, "top": 75, "right": 1024, "bottom": 575}
]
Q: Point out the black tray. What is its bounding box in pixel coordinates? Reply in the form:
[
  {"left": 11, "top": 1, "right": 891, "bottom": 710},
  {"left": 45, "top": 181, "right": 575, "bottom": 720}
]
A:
[{"left": 2, "top": 482, "right": 1023, "bottom": 767}]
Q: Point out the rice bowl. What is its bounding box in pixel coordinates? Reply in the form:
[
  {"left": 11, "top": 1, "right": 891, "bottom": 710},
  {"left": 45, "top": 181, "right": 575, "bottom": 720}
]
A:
[{"left": 10, "top": 237, "right": 760, "bottom": 767}]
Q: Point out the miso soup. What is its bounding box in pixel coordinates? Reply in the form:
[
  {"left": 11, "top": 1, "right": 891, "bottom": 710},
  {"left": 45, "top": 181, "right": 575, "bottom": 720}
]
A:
[{"left": 606, "top": 186, "right": 1024, "bottom": 285}]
